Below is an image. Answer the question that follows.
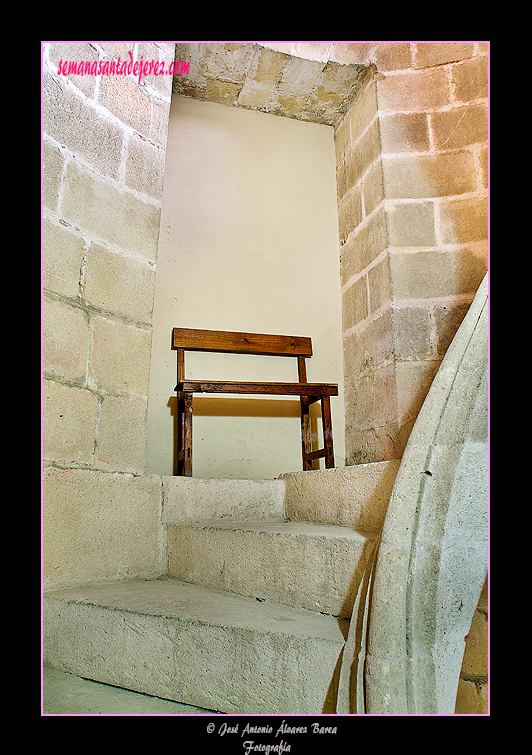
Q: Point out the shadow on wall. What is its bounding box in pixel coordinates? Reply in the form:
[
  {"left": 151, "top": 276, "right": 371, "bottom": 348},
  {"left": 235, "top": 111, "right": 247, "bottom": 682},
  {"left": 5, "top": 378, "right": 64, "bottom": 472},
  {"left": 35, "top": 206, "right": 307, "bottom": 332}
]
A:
[{"left": 167, "top": 395, "right": 323, "bottom": 476}]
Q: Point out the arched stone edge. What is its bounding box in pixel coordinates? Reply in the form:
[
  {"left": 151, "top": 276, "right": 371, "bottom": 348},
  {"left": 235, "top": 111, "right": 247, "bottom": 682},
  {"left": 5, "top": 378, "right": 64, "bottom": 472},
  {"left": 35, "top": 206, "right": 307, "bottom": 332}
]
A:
[{"left": 346, "top": 273, "right": 489, "bottom": 714}]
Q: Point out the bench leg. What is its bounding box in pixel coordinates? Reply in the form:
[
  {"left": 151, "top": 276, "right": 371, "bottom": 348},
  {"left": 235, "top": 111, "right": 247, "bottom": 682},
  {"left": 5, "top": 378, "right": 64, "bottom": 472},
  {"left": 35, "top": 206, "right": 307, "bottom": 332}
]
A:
[
  {"left": 177, "top": 392, "right": 193, "bottom": 476},
  {"left": 321, "top": 395, "right": 335, "bottom": 469},
  {"left": 300, "top": 396, "right": 313, "bottom": 471}
]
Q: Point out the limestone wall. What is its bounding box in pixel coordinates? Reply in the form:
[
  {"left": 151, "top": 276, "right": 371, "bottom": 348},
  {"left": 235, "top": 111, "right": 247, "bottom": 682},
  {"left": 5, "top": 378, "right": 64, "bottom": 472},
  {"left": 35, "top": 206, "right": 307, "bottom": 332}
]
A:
[
  {"left": 42, "top": 42, "right": 174, "bottom": 587},
  {"left": 333, "top": 42, "right": 488, "bottom": 464},
  {"left": 455, "top": 576, "right": 488, "bottom": 713}
]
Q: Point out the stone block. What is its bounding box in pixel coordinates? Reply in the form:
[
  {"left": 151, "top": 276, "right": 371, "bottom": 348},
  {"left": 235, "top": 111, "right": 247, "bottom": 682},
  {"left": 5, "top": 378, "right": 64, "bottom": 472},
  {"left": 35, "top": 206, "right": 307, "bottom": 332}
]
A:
[
  {"left": 362, "top": 161, "right": 385, "bottom": 218},
  {"left": 414, "top": 43, "right": 474, "bottom": 69},
  {"left": 124, "top": 134, "right": 166, "bottom": 200},
  {"left": 373, "top": 43, "right": 413, "bottom": 72},
  {"left": 346, "top": 119, "right": 381, "bottom": 187},
  {"left": 136, "top": 42, "right": 175, "bottom": 97},
  {"left": 342, "top": 275, "right": 368, "bottom": 331},
  {"left": 237, "top": 47, "right": 289, "bottom": 108},
  {"left": 434, "top": 302, "right": 471, "bottom": 356},
  {"left": 431, "top": 105, "right": 488, "bottom": 151},
  {"left": 342, "top": 307, "right": 394, "bottom": 377},
  {"left": 164, "top": 476, "right": 286, "bottom": 522},
  {"left": 302, "top": 86, "right": 345, "bottom": 124},
  {"left": 42, "top": 666, "right": 206, "bottom": 714},
  {"left": 373, "top": 363, "right": 398, "bottom": 424},
  {"left": 61, "top": 162, "right": 161, "bottom": 261},
  {"left": 479, "top": 146, "right": 488, "bottom": 189},
  {"left": 43, "top": 297, "right": 89, "bottom": 383},
  {"left": 345, "top": 206, "right": 389, "bottom": 279},
  {"left": 42, "top": 468, "right": 164, "bottom": 589},
  {"left": 48, "top": 42, "right": 99, "bottom": 98},
  {"left": 96, "top": 394, "right": 148, "bottom": 472},
  {"left": 337, "top": 331, "right": 365, "bottom": 389},
  {"left": 205, "top": 78, "right": 241, "bottom": 106},
  {"left": 301, "top": 62, "right": 365, "bottom": 124},
  {"left": 98, "top": 42, "right": 134, "bottom": 65},
  {"left": 282, "top": 460, "right": 400, "bottom": 531},
  {"left": 146, "top": 95, "right": 172, "bottom": 148},
  {"left": 377, "top": 68, "right": 450, "bottom": 112},
  {"left": 320, "top": 60, "right": 367, "bottom": 98},
  {"left": 390, "top": 248, "right": 487, "bottom": 300},
  {"left": 278, "top": 57, "right": 326, "bottom": 96},
  {"left": 43, "top": 68, "right": 123, "bottom": 180},
  {"left": 344, "top": 372, "right": 374, "bottom": 428},
  {"left": 438, "top": 196, "right": 488, "bottom": 245},
  {"left": 98, "top": 73, "right": 162, "bottom": 144},
  {"left": 329, "top": 43, "right": 376, "bottom": 65},
  {"left": 344, "top": 425, "right": 400, "bottom": 466},
  {"left": 379, "top": 112, "right": 430, "bottom": 154},
  {"left": 268, "top": 91, "right": 307, "bottom": 118},
  {"left": 367, "top": 256, "right": 392, "bottom": 313},
  {"left": 248, "top": 46, "right": 290, "bottom": 86},
  {"left": 453, "top": 55, "right": 489, "bottom": 103},
  {"left": 83, "top": 244, "right": 155, "bottom": 323},
  {"left": 173, "top": 43, "right": 209, "bottom": 86},
  {"left": 42, "top": 218, "right": 86, "bottom": 298},
  {"left": 42, "top": 139, "right": 64, "bottom": 212},
  {"left": 168, "top": 520, "right": 375, "bottom": 617},
  {"left": 365, "top": 541, "right": 410, "bottom": 655},
  {"left": 42, "top": 380, "right": 98, "bottom": 466},
  {"left": 460, "top": 608, "right": 488, "bottom": 677},
  {"left": 202, "top": 43, "right": 256, "bottom": 85},
  {"left": 336, "top": 159, "right": 348, "bottom": 201},
  {"left": 334, "top": 113, "right": 351, "bottom": 165},
  {"left": 338, "top": 187, "right": 363, "bottom": 244},
  {"left": 43, "top": 578, "right": 346, "bottom": 714},
  {"left": 347, "top": 82, "right": 378, "bottom": 144},
  {"left": 91, "top": 316, "right": 151, "bottom": 395},
  {"left": 455, "top": 678, "right": 487, "bottom": 714},
  {"left": 382, "top": 151, "right": 477, "bottom": 199},
  {"left": 386, "top": 201, "right": 436, "bottom": 248},
  {"left": 392, "top": 306, "right": 431, "bottom": 358},
  {"left": 395, "top": 359, "right": 441, "bottom": 424},
  {"left": 236, "top": 78, "right": 276, "bottom": 109}
]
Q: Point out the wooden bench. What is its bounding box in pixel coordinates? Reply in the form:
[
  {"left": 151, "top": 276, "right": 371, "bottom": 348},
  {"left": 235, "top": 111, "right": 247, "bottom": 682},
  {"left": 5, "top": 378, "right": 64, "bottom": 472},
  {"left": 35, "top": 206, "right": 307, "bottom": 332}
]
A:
[{"left": 172, "top": 327, "right": 338, "bottom": 476}]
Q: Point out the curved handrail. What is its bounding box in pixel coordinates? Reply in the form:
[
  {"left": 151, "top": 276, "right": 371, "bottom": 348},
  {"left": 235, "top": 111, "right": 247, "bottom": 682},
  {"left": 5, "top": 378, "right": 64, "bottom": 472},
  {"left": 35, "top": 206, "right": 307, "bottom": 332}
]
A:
[{"left": 338, "top": 273, "right": 488, "bottom": 714}]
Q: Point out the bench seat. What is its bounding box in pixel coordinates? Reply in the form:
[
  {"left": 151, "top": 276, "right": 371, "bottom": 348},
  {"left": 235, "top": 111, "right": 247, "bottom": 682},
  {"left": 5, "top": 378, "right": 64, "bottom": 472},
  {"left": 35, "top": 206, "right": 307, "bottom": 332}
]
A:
[
  {"left": 177, "top": 380, "right": 338, "bottom": 398},
  {"left": 172, "top": 327, "right": 338, "bottom": 476}
]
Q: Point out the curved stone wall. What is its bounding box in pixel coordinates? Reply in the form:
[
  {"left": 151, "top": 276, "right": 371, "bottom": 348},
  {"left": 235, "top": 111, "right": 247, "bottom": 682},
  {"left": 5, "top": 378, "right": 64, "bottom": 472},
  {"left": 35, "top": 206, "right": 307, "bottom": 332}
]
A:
[{"left": 360, "top": 273, "right": 488, "bottom": 714}]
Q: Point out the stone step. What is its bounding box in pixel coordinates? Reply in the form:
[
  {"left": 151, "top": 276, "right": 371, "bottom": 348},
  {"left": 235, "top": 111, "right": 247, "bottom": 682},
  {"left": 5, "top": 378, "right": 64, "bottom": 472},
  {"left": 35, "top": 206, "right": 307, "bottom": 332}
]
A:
[
  {"left": 164, "top": 475, "right": 286, "bottom": 522},
  {"left": 43, "top": 577, "right": 347, "bottom": 715},
  {"left": 167, "top": 519, "right": 375, "bottom": 618},
  {"left": 281, "top": 459, "right": 401, "bottom": 530}
]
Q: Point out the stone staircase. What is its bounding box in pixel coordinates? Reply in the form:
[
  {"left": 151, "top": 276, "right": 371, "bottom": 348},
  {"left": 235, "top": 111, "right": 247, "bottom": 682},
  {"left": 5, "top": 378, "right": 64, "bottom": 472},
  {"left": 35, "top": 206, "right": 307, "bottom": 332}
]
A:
[{"left": 43, "top": 460, "right": 400, "bottom": 714}]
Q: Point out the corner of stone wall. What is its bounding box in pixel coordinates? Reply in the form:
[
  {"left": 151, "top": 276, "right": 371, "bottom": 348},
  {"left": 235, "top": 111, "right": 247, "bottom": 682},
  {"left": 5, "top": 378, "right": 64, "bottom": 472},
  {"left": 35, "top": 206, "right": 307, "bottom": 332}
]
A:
[
  {"left": 334, "top": 42, "right": 488, "bottom": 466},
  {"left": 334, "top": 70, "right": 399, "bottom": 465},
  {"left": 42, "top": 42, "right": 174, "bottom": 588}
]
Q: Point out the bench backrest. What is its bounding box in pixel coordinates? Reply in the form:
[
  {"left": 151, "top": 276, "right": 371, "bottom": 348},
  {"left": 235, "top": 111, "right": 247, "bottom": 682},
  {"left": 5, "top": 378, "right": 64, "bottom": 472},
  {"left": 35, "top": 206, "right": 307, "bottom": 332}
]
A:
[{"left": 172, "top": 328, "right": 313, "bottom": 358}]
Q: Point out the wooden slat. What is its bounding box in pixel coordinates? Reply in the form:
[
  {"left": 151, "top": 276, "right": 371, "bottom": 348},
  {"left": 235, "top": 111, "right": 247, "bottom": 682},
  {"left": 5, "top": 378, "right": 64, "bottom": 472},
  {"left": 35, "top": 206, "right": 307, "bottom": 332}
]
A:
[
  {"left": 305, "top": 449, "right": 327, "bottom": 461},
  {"left": 321, "top": 394, "right": 335, "bottom": 468},
  {"left": 179, "top": 380, "right": 338, "bottom": 396},
  {"left": 172, "top": 327, "right": 312, "bottom": 357}
]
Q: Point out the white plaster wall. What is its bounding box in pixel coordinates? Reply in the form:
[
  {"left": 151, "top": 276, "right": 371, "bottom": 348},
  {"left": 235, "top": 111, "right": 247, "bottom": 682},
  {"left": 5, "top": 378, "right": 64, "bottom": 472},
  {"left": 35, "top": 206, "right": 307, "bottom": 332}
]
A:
[{"left": 147, "top": 95, "right": 344, "bottom": 478}]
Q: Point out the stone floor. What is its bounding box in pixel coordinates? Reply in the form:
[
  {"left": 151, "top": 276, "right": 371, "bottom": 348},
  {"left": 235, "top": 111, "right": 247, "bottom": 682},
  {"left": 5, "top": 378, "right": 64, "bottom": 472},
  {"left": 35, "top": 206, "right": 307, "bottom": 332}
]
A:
[{"left": 42, "top": 667, "right": 219, "bottom": 715}]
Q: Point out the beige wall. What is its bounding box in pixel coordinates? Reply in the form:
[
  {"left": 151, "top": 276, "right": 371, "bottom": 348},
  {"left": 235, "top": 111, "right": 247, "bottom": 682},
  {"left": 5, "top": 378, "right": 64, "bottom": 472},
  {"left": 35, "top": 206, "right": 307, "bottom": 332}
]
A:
[{"left": 147, "top": 95, "right": 345, "bottom": 478}]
